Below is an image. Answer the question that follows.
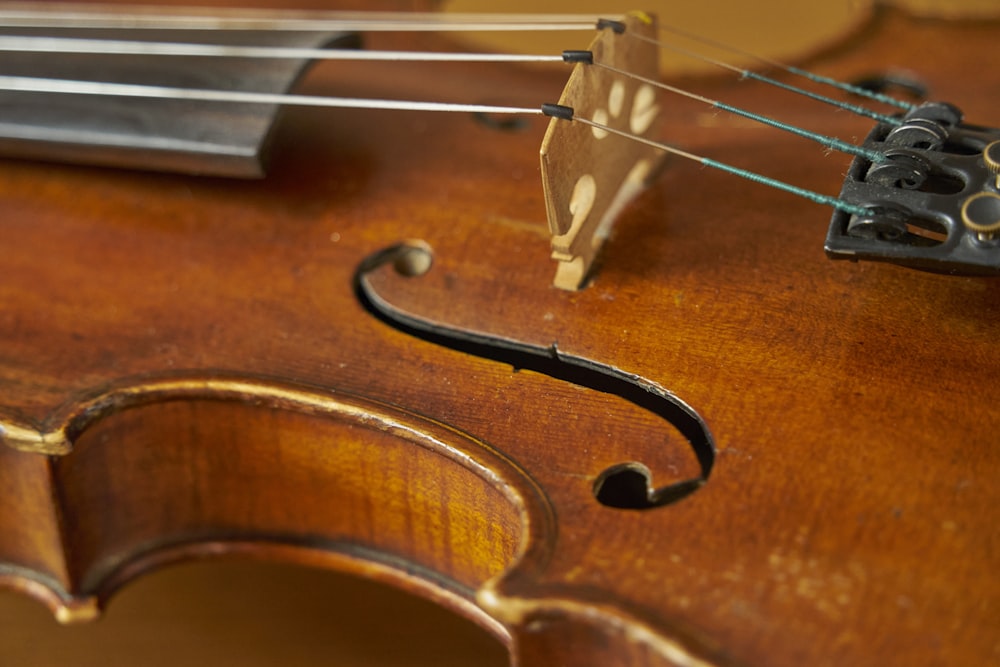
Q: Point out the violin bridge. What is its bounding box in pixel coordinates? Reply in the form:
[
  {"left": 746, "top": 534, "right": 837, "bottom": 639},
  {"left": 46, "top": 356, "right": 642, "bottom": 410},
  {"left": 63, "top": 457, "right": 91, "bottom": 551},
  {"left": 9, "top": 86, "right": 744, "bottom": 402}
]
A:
[{"left": 540, "top": 13, "right": 662, "bottom": 290}]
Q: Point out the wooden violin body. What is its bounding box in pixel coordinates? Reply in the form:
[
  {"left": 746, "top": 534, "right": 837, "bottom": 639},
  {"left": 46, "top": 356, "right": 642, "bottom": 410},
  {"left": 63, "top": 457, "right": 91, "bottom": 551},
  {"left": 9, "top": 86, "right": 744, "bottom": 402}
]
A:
[{"left": 1, "top": 3, "right": 998, "bottom": 666}]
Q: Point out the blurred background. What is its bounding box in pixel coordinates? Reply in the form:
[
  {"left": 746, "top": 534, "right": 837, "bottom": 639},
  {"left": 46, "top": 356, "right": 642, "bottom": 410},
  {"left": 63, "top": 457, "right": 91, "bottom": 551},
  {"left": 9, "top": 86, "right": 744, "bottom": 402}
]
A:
[{"left": 0, "top": 561, "right": 508, "bottom": 666}]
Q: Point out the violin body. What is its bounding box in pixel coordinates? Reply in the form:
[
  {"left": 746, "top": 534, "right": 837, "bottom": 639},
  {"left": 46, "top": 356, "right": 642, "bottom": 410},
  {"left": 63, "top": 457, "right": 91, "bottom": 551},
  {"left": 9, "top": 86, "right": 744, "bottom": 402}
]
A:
[{"left": 1, "top": 3, "right": 998, "bottom": 666}]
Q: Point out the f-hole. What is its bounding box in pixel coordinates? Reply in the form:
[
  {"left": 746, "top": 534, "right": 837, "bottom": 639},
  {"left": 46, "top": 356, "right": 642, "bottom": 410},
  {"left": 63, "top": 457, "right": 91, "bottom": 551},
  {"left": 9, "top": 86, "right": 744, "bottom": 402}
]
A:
[{"left": 594, "top": 462, "right": 704, "bottom": 510}]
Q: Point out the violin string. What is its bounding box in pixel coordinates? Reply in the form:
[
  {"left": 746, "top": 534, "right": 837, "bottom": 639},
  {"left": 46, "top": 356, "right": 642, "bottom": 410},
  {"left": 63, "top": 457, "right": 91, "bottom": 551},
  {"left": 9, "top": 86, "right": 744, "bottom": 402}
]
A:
[
  {"left": 654, "top": 22, "right": 916, "bottom": 111},
  {"left": 0, "top": 8, "right": 605, "bottom": 32},
  {"left": 0, "top": 74, "right": 545, "bottom": 115},
  {"left": 0, "top": 8, "right": 914, "bottom": 122},
  {"left": 0, "top": 9, "right": 907, "bottom": 133},
  {"left": 0, "top": 35, "right": 566, "bottom": 63},
  {"left": 594, "top": 61, "right": 884, "bottom": 163},
  {"left": 0, "top": 51, "right": 890, "bottom": 165},
  {"left": 541, "top": 104, "right": 871, "bottom": 218},
  {"left": 0, "top": 71, "right": 874, "bottom": 220},
  {"left": 0, "top": 36, "right": 895, "bottom": 155},
  {"left": 0, "top": 27, "right": 902, "bottom": 138},
  {"left": 625, "top": 32, "right": 903, "bottom": 127},
  {"left": 0, "top": 79, "right": 874, "bottom": 221},
  {"left": 0, "top": 8, "right": 887, "bottom": 219}
]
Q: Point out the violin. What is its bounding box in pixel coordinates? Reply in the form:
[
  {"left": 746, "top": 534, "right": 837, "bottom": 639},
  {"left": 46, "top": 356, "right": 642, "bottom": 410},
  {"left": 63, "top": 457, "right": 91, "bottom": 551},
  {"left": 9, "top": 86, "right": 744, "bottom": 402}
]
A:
[{"left": 1, "top": 1, "right": 998, "bottom": 665}]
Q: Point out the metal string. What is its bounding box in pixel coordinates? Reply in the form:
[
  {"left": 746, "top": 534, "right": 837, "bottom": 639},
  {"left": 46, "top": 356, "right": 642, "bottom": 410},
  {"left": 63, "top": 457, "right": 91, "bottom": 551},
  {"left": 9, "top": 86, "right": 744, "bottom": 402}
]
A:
[
  {"left": 0, "top": 8, "right": 605, "bottom": 32},
  {"left": 626, "top": 32, "right": 903, "bottom": 127},
  {"left": 0, "top": 8, "right": 884, "bottom": 218},
  {"left": 565, "top": 112, "right": 873, "bottom": 218},
  {"left": 0, "top": 74, "right": 546, "bottom": 115},
  {"left": 0, "top": 9, "right": 904, "bottom": 132},
  {"left": 0, "top": 5, "right": 911, "bottom": 123},
  {"left": 594, "top": 61, "right": 884, "bottom": 163},
  {"left": 0, "top": 32, "right": 890, "bottom": 164},
  {"left": 0, "top": 35, "right": 566, "bottom": 63},
  {"left": 654, "top": 22, "right": 916, "bottom": 111},
  {"left": 0, "top": 44, "right": 885, "bottom": 166},
  {"left": 0, "top": 70, "right": 868, "bottom": 217}
]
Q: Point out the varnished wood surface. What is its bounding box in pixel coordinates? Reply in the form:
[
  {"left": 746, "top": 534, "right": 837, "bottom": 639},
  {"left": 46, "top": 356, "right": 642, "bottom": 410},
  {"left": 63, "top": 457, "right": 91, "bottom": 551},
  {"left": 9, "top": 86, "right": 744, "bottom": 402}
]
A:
[{"left": 0, "top": 2, "right": 998, "bottom": 666}]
